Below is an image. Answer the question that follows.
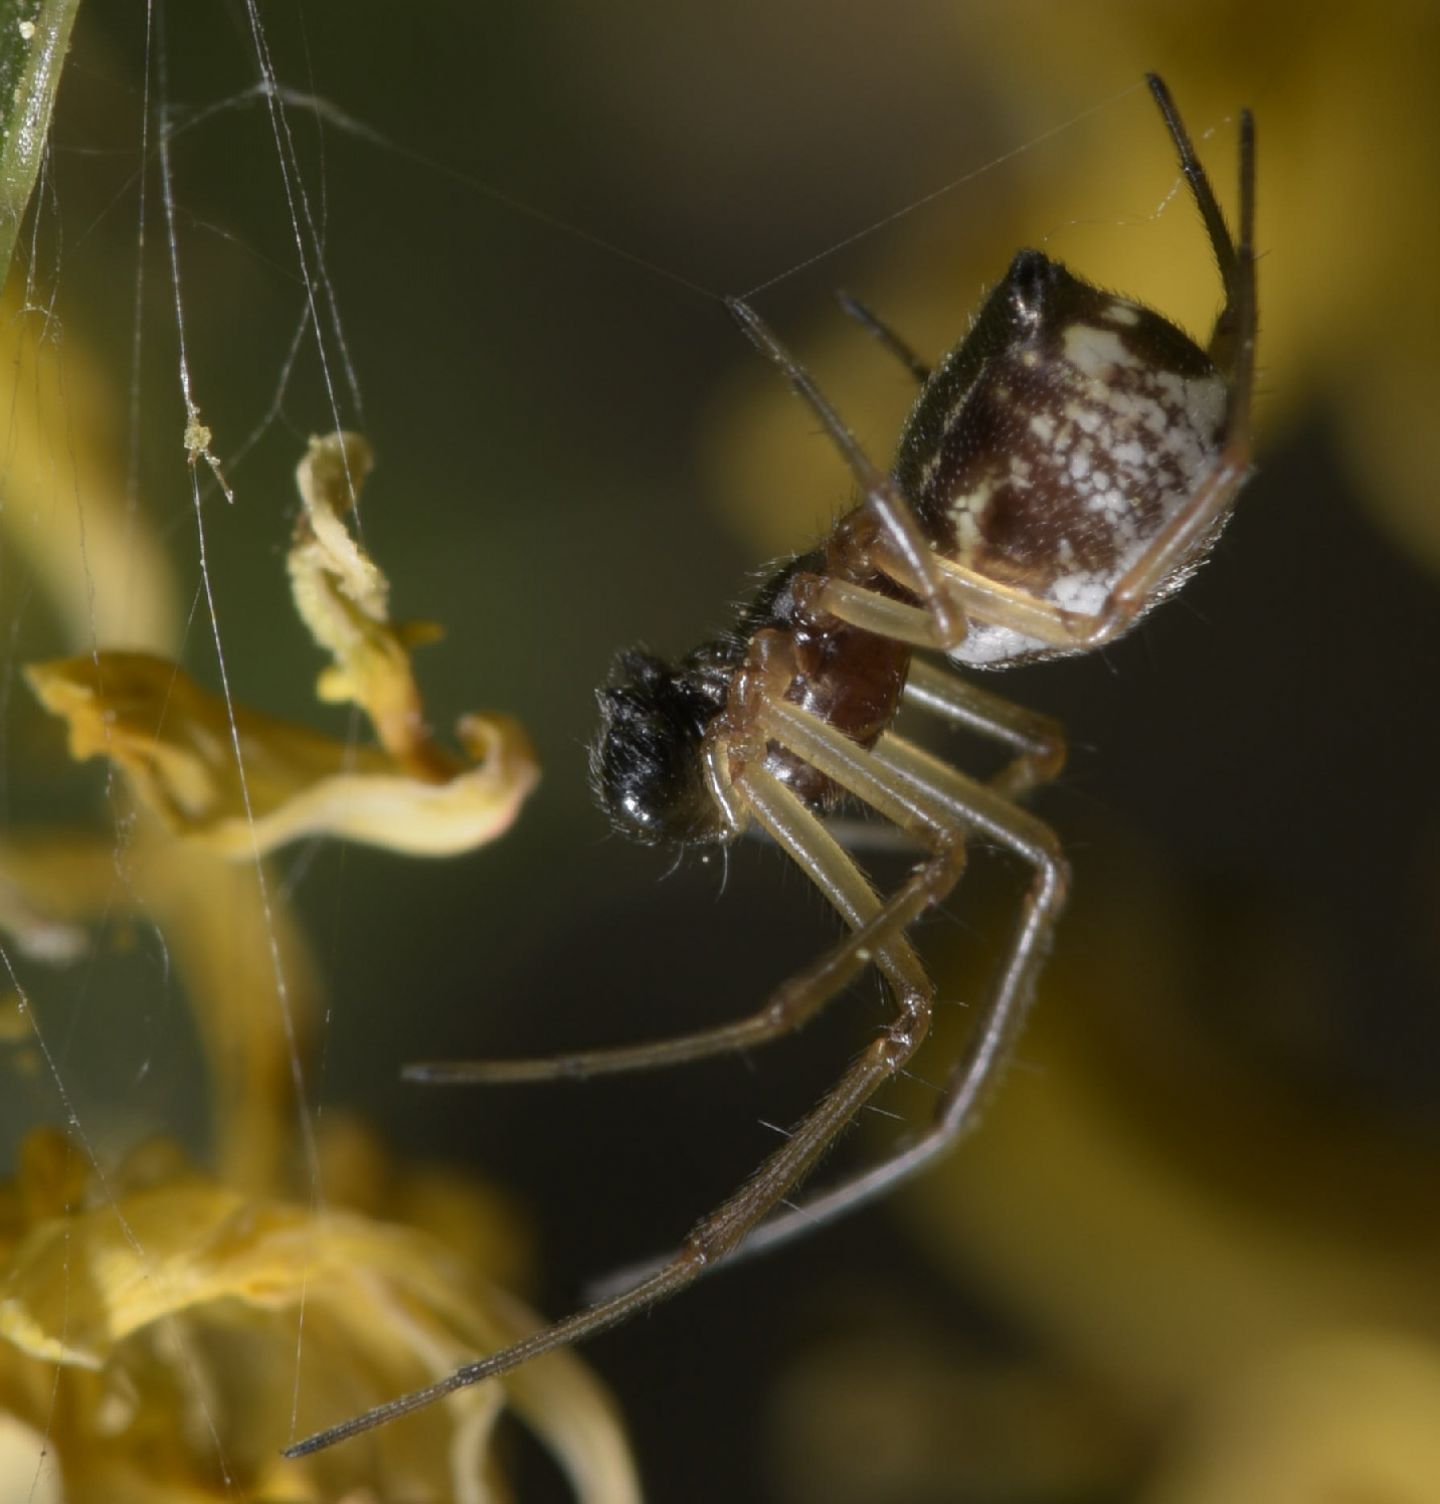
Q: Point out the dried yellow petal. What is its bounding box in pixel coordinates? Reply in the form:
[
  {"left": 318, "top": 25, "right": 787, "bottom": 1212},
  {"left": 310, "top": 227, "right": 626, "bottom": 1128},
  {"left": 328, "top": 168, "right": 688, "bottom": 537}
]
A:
[
  {"left": 289, "top": 431, "right": 472, "bottom": 781},
  {"left": 0, "top": 1134, "right": 641, "bottom": 1504},
  {"left": 24, "top": 652, "right": 537, "bottom": 859}
]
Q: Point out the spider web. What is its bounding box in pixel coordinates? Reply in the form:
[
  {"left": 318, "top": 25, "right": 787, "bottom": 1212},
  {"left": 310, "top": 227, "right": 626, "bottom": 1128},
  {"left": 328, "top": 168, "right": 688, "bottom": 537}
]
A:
[{"left": 0, "top": 7, "right": 1197, "bottom": 1495}]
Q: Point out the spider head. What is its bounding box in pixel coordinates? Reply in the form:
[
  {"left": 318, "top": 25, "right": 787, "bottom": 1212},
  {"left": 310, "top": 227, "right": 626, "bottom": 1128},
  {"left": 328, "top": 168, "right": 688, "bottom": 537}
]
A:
[{"left": 590, "top": 648, "right": 733, "bottom": 848}]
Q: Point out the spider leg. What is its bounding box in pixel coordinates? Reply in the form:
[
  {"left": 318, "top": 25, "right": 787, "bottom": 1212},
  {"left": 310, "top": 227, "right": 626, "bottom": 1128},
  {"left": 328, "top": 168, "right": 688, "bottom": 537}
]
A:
[
  {"left": 1146, "top": 75, "right": 1239, "bottom": 302},
  {"left": 742, "top": 680, "right": 1067, "bottom": 1060},
  {"left": 744, "top": 616, "right": 1070, "bottom": 797},
  {"left": 835, "top": 290, "right": 932, "bottom": 384},
  {"left": 1082, "top": 99, "right": 1255, "bottom": 644},
  {"left": 719, "top": 723, "right": 1066, "bottom": 1263},
  {"left": 1145, "top": 74, "right": 1251, "bottom": 380},
  {"left": 286, "top": 775, "right": 951, "bottom": 1458},
  {"left": 590, "top": 696, "right": 1066, "bottom": 1296},
  {"left": 798, "top": 561, "right": 1110, "bottom": 662},
  {"left": 811, "top": 556, "right": 1097, "bottom": 653},
  {"left": 816, "top": 653, "right": 1067, "bottom": 839},
  {"left": 406, "top": 662, "right": 1050, "bottom": 1091},
  {"left": 406, "top": 772, "right": 958, "bottom": 1084},
  {"left": 902, "top": 657, "right": 1066, "bottom": 798},
  {"left": 727, "top": 296, "right": 966, "bottom": 649},
  {"left": 287, "top": 1001, "right": 932, "bottom": 1458}
]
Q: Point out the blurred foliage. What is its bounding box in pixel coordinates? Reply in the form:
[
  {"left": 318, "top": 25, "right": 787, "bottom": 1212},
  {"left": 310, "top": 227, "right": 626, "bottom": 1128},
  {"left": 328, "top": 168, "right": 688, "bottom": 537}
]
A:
[
  {"left": 769, "top": 857, "right": 1440, "bottom": 1503},
  {"left": 0, "top": 0, "right": 81, "bottom": 285},
  {"left": 0, "top": 284, "right": 179, "bottom": 653}
]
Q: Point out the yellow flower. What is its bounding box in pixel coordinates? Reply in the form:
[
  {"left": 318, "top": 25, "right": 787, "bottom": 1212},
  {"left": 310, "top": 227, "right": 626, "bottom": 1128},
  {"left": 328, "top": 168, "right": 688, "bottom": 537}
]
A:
[
  {"left": 25, "top": 651, "right": 536, "bottom": 861},
  {"left": 0, "top": 407, "right": 636, "bottom": 1496},
  {"left": 0, "top": 1128, "right": 640, "bottom": 1503},
  {"left": 25, "top": 431, "right": 539, "bottom": 862}
]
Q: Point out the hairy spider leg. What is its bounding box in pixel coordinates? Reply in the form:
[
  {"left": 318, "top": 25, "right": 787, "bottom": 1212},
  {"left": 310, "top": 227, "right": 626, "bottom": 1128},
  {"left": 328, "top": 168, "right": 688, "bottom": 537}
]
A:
[
  {"left": 813, "top": 569, "right": 1066, "bottom": 650},
  {"left": 591, "top": 676, "right": 1068, "bottom": 1297},
  {"left": 287, "top": 980, "right": 928, "bottom": 1454},
  {"left": 707, "top": 714, "right": 1068, "bottom": 1268},
  {"left": 1146, "top": 74, "right": 1243, "bottom": 347}
]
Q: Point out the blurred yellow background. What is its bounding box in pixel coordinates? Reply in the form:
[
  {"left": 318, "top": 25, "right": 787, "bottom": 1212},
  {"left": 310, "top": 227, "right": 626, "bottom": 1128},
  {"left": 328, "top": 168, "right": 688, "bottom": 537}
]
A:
[{"left": 2, "top": 1, "right": 1438, "bottom": 1500}]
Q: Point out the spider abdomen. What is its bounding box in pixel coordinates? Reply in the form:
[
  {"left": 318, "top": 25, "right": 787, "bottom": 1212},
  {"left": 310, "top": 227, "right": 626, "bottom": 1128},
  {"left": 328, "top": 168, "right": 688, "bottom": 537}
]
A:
[{"left": 898, "top": 252, "right": 1230, "bottom": 665}]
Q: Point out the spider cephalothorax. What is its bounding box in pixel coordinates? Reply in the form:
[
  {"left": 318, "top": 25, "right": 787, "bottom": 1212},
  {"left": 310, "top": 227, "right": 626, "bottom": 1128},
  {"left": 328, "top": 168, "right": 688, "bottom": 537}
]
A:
[{"left": 590, "top": 648, "right": 731, "bottom": 847}]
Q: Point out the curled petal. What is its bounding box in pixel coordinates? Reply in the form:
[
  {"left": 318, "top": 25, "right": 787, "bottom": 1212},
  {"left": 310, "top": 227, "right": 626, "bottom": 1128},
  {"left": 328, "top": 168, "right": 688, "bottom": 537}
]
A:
[
  {"left": 24, "top": 652, "right": 537, "bottom": 859},
  {"left": 289, "top": 431, "right": 468, "bottom": 779}
]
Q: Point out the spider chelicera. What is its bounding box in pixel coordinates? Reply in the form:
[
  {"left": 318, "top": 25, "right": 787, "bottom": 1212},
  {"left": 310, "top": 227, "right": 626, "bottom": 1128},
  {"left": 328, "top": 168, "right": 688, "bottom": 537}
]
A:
[{"left": 288, "top": 74, "right": 1255, "bottom": 1457}]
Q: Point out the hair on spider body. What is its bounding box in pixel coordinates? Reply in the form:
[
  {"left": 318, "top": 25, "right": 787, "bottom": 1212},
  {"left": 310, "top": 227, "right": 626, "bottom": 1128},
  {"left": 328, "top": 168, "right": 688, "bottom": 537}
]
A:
[
  {"left": 592, "top": 549, "right": 913, "bottom": 847},
  {"left": 287, "top": 74, "right": 1256, "bottom": 1459},
  {"left": 590, "top": 646, "right": 734, "bottom": 847}
]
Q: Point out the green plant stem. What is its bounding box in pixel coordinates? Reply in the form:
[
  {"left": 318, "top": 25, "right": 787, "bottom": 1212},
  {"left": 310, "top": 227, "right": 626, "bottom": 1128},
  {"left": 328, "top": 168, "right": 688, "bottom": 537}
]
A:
[{"left": 0, "top": 0, "right": 82, "bottom": 288}]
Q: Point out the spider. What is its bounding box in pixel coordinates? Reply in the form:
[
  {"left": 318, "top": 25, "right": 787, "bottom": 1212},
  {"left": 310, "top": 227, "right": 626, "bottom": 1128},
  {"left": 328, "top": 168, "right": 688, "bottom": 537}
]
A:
[{"left": 287, "top": 74, "right": 1255, "bottom": 1457}]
